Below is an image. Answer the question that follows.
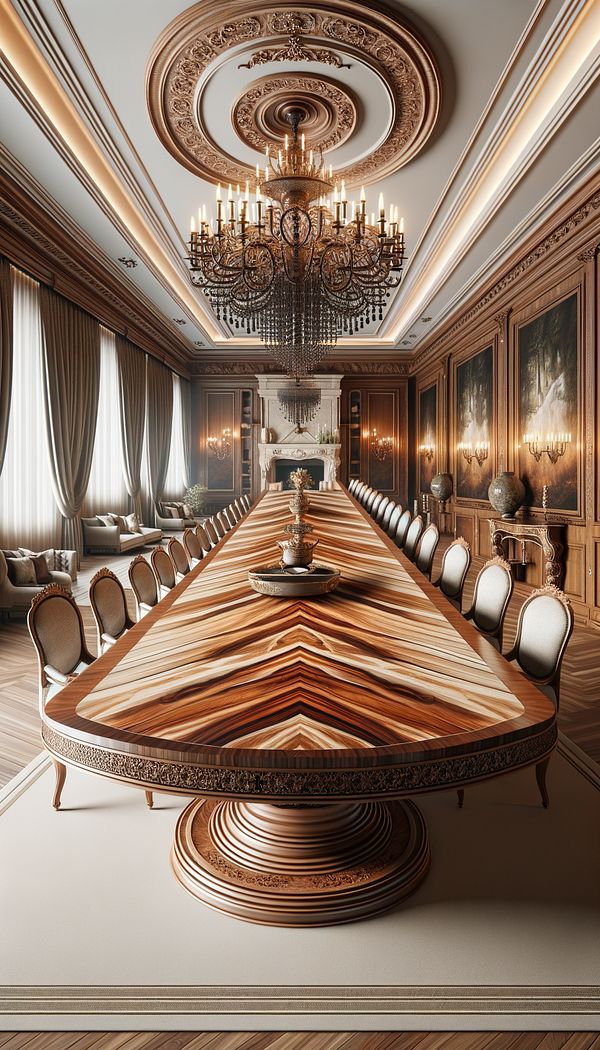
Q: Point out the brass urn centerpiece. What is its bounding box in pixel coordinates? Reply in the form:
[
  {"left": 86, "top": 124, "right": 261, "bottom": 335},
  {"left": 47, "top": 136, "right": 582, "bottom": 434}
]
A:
[{"left": 278, "top": 468, "right": 319, "bottom": 567}]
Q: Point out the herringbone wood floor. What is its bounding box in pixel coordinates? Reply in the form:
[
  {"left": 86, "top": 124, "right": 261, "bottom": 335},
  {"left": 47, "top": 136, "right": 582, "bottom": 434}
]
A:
[
  {"left": 1, "top": 537, "right": 599, "bottom": 788},
  {"left": 0, "top": 1032, "right": 599, "bottom": 1049}
]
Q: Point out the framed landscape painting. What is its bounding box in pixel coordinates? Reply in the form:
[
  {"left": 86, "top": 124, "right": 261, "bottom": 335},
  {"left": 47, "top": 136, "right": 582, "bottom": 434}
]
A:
[
  {"left": 456, "top": 345, "right": 494, "bottom": 500},
  {"left": 518, "top": 292, "right": 578, "bottom": 512},
  {"left": 419, "top": 384, "right": 437, "bottom": 493}
]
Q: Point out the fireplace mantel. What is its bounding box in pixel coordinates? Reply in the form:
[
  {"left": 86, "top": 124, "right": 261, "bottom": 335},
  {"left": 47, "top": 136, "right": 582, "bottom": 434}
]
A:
[{"left": 258, "top": 443, "right": 341, "bottom": 488}]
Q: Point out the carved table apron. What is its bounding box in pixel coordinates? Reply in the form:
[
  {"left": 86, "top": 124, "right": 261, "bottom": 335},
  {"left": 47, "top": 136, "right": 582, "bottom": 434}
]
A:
[{"left": 43, "top": 490, "right": 556, "bottom": 927}]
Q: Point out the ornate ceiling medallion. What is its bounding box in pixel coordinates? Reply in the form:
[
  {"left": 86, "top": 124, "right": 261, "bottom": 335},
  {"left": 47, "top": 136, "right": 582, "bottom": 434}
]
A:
[
  {"left": 239, "top": 33, "right": 351, "bottom": 70},
  {"left": 146, "top": 0, "right": 441, "bottom": 188},
  {"left": 233, "top": 75, "right": 357, "bottom": 154}
]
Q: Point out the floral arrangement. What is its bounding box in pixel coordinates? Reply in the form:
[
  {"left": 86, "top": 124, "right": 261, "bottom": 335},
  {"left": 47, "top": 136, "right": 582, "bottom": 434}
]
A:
[
  {"left": 289, "top": 467, "right": 314, "bottom": 491},
  {"left": 316, "top": 426, "right": 340, "bottom": 444},
  {"left": 184, "top": 483, "right": 208, "bottom": 514}
]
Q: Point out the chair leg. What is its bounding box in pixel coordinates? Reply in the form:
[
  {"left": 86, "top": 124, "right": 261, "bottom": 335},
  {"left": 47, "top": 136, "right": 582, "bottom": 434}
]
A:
[
  {"left": 52, "top": 759, "right": 66, "bottom": 810},
  {"left": 145, "top": 790, "right": 154, "bottom": 809},
  {"left": 536, "top": 757, "right": 550, "bottom": 808},
  {"left": 457, "top": 789, "right": 464, "bottom": 808}
]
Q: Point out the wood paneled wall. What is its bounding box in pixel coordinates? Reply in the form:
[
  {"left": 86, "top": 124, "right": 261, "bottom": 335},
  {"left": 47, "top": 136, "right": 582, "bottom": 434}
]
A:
[
  {"left": 411, "top": 170, "right": 600, "bottom": 625},
  {"left": 340, "top": 376, "right": 409, "bottom": 505},
  {"left": 191, "top": 375, "right": 259, "bottom": 511}
]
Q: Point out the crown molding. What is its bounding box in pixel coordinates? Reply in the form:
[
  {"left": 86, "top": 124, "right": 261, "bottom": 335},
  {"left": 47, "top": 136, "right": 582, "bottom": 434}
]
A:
[{"left": 0, "top": 150, "right": 192, "bottom": 375}]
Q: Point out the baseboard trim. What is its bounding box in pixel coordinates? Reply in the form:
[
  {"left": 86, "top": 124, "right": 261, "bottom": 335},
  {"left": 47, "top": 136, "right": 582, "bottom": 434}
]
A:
[
  {"left": 558, "top": 732, "right": 600, "bottom": 791},
  {"left": 0, "top": 751, "right": 50, "bottom": 816},
  {"left": 1, "top": 984, "right": 599, "bottom": 1017}
]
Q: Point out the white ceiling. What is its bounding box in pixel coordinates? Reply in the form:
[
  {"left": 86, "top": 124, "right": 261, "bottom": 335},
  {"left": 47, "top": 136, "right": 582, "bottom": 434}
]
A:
[{"left": 2, "top": 0, "right": 600, "bottom": 362}]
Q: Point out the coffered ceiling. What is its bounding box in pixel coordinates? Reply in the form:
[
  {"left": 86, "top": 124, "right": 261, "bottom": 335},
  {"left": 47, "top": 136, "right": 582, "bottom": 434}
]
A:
[{"left": 1, "top": 0, "right": 599, "bottom": 370}]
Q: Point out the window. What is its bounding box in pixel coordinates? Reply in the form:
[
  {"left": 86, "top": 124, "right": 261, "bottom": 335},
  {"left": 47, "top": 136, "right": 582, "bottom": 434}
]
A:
[
  {"left": 84, "top": 327, "right": 128, "bottom": 514},
  {"left": 163, "top": 372, "right": 187, "bottom": 500}
]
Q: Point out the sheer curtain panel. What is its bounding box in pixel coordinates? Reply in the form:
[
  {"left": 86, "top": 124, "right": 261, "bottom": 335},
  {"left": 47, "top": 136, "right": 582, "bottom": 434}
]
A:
[
  {"left": 84, "top": 328, "right": 128, "bottom": 515},
  {"left": 0, "top": 270, "right": 60, "bottom": 550},
  {"left": 181, "top": 377, "right": 192, "bottom": 490},
  {"left": 164, "top": 373, "right": 189, "bottom": 499},
  {"left": 146, "top": 355, "right": 173, "bottom": 512},
  {"left": 0, "top": 258, "right": 13, "bottom": 475},
  {"left": 40, "top": 287, "right": 100, "bottom": 560},
  {"left": 116, "top": 334, "right": 146, "bottom": 519}
]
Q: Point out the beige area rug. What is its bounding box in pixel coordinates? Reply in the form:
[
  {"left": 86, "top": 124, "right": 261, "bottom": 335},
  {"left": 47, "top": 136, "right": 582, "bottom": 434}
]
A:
[{"left": 1, "top": 742, "right": 599, "bottom": 1032}]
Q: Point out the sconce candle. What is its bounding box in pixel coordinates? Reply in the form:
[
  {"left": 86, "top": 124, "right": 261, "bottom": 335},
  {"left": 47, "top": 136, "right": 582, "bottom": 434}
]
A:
[
  {"left": 458, "top": 440, "right": 489, "bottom": 467},
  {"left": 419, "top": 442, "right": 434, "bottom": 462},
  {"left": 370, "top": 429, "right": 393, "bottom": 462},
  {"left": 207, "top": 427, "right": 232, "bottom": 460},
  {"left": 523, "top": 432, "right": 571, "bottom": 464}
]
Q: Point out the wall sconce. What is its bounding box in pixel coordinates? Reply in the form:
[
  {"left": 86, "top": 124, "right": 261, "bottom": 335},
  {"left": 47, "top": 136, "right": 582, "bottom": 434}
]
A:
[
  {"left": 458, "top": 440, "right": 489, "bottom": 467},
  {"left": 370, "top": 428, "right": 393, "bottom": 462},
  {"left": 523, "top": 432, "right": 571, "bottom": 465},
  {"left": 419, "top": 442, "right": 434, "bottom": 462},
  {"left": 207, "top": 427, "right": 232, "bottom": 460}
]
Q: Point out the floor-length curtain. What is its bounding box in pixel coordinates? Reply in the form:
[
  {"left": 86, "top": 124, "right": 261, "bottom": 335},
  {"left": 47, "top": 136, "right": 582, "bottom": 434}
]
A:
[
  {"left": 0, "top": 258, "right": 13, "bottom": 476},
  {"left": 0, "top": 270, "right": 60, "bottom": 550},
  {"left": 146, "top": 355, "right": 173, "bottom": 513},
  {"left": 84, "top": 328, "right": 129, "bottom": 515},
  {"left": 164, "top": 373, "right": 188, "bottom": 500},
  {"left": 40, "top": 287, "right": 100, "bottom": 560},
  {"left": 180, "top": 377, "right": 192, "bottom": 490},
  {"left": 116, "top": 334, "right": 145, "bottom": 519}
]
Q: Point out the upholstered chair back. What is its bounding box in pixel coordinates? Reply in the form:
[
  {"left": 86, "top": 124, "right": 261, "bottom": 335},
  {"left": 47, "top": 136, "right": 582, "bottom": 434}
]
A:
[
  {"left": 394, "top": 509, "right": 412, "bottom": 548},
  {"left": 229, "top": 502, "right": 242, "bottom": 522},
  {"left": 403, "top": 516, "right": 424, "bottom": 559},
  {"left": 183, "top": 529, "right": 202, "bottom": 564},
  {"left": 472, "top": 559, "right": 513, "bottom": 631},
  {"left": 386, "top": 504, "right": 402, "bottom": 536},
  {"left": 360, "top": 486, "right": 373, "bottom": 506},
  {"left": 224, "top": 507, "right": 236, "bottom": 529},
  {"left": 513, "top": 588, "right": 573, "bottom": 694},
  {"left": 348, "top": 479, "right": 357, "bottom": 493},
  {"left": 195, "top": 524, "right": 213, "bottom": 552},
  {"left": 89, "top": 568, "right": 132, "bottom": 652},
  {"left": 204, "top": 519, "right": 220, "bottom": 546},
  {"left": 151, "top": 547, "right": 176, "bottom": 593},
  {"left": 211, "top": 515, "right": 226, "bottom": 539},
  {"left": 354, "top": 482, "right": 365, "bottom": 500},
  {"left": 215, "top": 511, "right": 230, "bottom": 534},
  {"left": 436, "top": 539, "right": 471, "bottom": 607},
  {"left": 241, "top": 495, "right": 251, "bottom": 510},
  {"left": 365, "top": 489, "right": 379, "bottom": 512},
  {"left": 370, "top": 493, "right": 383, "bottom": 517},
  {"left": 375, "top": 496, "right": 391, "bottom": 523},
  {"left": 29, "top": 587, "right": 86, "bottom": 676},
  {"left": 415, "top": 523, "right": 440, "bottom": 578},
  {"left": 169, "top": 538, "right": 190, "bottom": 577},
  {"left": 128, "top": 556, "right": 158, "bottom": 616}
]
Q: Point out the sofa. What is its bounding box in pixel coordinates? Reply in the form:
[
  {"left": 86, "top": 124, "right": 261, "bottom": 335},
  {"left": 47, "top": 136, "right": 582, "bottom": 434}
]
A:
[
  {"left": 82, "top": 514, "right": 162, "bottom": 554},
  {"left": 0, "top": 547, "right": 77, "bottom": 616},
  {"left": 155, "top": 501, "right": 196, "bottom": 531}
]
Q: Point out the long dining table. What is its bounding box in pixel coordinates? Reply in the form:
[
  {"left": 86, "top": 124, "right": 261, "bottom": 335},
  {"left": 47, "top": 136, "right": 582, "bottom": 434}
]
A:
[{"left": 43, "top": 487, "right": 557, "bottom": 927}]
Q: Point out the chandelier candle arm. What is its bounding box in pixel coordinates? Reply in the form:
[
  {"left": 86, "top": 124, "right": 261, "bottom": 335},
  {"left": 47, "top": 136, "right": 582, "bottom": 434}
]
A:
[{"left": 523, "top": 432, "right": 571, "bottom": 464}]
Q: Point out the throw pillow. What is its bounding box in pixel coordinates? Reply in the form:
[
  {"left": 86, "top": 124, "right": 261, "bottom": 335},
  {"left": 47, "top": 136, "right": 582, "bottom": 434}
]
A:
[
  {"left": 18, "top": 547, "right": 56, "bottom": 573},
  {"left": 108, "top": 513, "right": 127, "bottom": 534},
  {"left": 125, "top": 512, "right": 142, "bottom": 534},
  {"left": 162, "top": 505, "right": 179, "bottom": 518},
  {"left": 6, "top": 556, "right": 37, "bottom": 587},
  {"left": 182, "top": 504, "right": 194, "bottom": 519},
  {"left": 174, "top": 503, "right": 186, "bottom": 516},
  {"left": 97, "top": 515, "right": 114, "bottom": 529}
]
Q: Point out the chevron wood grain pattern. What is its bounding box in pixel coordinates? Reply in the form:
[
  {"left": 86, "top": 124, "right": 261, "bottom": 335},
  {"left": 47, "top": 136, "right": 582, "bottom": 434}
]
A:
[
  {"left": 0, "top": 1033, "right": 599, "bottom": 1050},
  {"left": 42, "top": 490, "right": 555, "bottom": 793}
]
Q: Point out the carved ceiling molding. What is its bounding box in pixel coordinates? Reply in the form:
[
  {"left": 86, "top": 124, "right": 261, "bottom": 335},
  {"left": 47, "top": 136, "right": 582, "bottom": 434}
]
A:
[
  {"left": 412, "top": 187, "right": 600, "bottom": 374},
  {"left": 146, "top": 0, "right": 440, "bottom": 187},
  {"left": 189, "top": 359, "right": 409, "bottom": 376},
  {"left": 239, "top": 32, "right": 351, "bottom": 70},
  {"left": 233, "top": 74, "right": 357, "bottom": 154}
]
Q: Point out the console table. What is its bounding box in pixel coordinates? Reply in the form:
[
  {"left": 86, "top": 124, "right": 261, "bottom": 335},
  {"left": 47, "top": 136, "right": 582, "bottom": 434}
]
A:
[{"left": 488, "top": 518, "right": 566, "bottom": 588}]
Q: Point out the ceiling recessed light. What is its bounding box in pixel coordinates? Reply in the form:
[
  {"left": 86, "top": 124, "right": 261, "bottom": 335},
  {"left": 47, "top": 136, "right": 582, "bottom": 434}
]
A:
[
  {"left": 194, "top": 340, "right": 205, "bottom": 347},
  {"left": 118, "top": 257, "right": 137, "bottom": 268},
  {"left": 173, "top": 318, "right": 187, "bottom": 325},
  {"left": 409, "top": 334, "right": 417, "bottom": 339},
  {"left": 421, "top": 316, "right": 431, "bottom": 322}
]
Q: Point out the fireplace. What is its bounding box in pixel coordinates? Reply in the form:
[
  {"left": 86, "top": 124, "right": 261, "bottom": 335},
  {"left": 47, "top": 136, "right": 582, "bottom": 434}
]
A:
[
  {"left": 256, "top": 374, "right": 342, "bottom": 489},
  {"left": 274, "top": 459, "right": 325, "bottom": 488}
]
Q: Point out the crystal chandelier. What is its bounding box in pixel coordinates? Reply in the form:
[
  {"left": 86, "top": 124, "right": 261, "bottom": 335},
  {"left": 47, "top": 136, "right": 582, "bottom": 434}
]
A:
[
  {"left": 207, "top": 428, "right": 232, "bottom": 460},
  {"left": 277, "top": 380, "right": 321, "bottom": 431},
  {"left": 187, "top": 109, "right": 405, "bottom": 365}
]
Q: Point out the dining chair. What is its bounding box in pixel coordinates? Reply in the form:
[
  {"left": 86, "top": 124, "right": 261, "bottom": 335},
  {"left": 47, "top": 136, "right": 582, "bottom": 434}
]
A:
[
  {"left": 168, "top": 537, "right": 191, "bottom": 581},
  {"left": 414, "top": 523, "right": 440, "bottom": 579},
  {"left": 128, "top": 554, "right": 159, "bottom": 619},
  {"left": 386, "top": 504, "right": 402, "bottom": 536},
  {"left": 348, "top": 479, "right": 358, "bottom": 494},
  {"left": 211, "top": 515, "right": 226, "bottom": 539},
  {"left": 226, "top": 505, "right": 238, "bottom": 527},
  {"left": 370, "top": 493, "right": 384, "bottom": 518},
  {"left": 204, "top": 519, "right": 220, "bottom": 546},
  {"left": 504, "top": 585, "right": 573, "bottom": 807},
  {"left": 27, "top": 584, "right": 96, "bottom": 810},
  {"left": 151, "top": 546, "right": 177, "bottom": 597},
  {"left": 183, "top": 529, "right": 203, "bottom": 566},
  {"left": 359, "top": 486, "right": 373, "bottom": 506},
  {"left": 463, "top": 556, "right": 513, "bottom": 652},
  {"left": 393, "top": 509, "right": 412, "bottom": 548},
  {"left": 216, "top": 511, "right": 231, "bottom": 534},
  {"left": 195, "top": 523, "right": 213, "bottom": 553},
  {"left": 403, "top": 515, "right": 424, "bottom": 561},
  {"left": 354, "top": 482, "right": 366, "bottom": 501},
  {"left": 229, "top": 502, "right": 242, "bottom": 522},
  {"left": 365, "top": 490, "right": 379, "bottom": 512},
  {"left": 432, "top": 537, "right": 471, "bottom": 610},
  {"left": 376, "top": 496, "right": 391, "bottom": 523},
  {"left": 241, "top": 495, "right": 251, "bottom": 511},
  {"left": 89, "top": 567, "right": 134, "bottom": 655},
  {"left": 234, "top": 499, "right": 245, "bottom": 518}
]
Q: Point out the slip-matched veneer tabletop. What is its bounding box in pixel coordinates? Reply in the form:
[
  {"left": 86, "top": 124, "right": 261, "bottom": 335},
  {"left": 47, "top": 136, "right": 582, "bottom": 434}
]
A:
[{"left": 42, "top": 488, "right": 556, "bottom": 803}]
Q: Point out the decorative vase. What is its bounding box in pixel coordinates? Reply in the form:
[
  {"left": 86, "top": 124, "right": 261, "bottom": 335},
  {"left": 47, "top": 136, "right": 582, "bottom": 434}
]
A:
[
  {"left": 260, "top": 427, "right": 270, "bottom": 444},
  {"left": 278, "top": 539, "right": 319, "bottom": 567},
  {"left": 488, "top": 471, "right": 525, "bottom": 519},
  {"left": 430, "top": 472, "right": 453, "bottom": 502}
]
